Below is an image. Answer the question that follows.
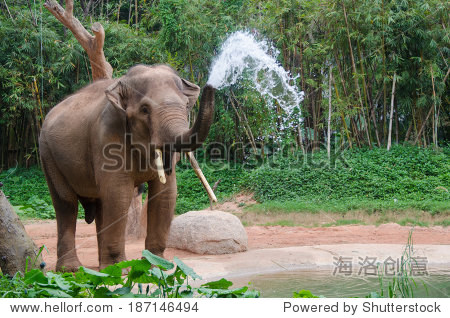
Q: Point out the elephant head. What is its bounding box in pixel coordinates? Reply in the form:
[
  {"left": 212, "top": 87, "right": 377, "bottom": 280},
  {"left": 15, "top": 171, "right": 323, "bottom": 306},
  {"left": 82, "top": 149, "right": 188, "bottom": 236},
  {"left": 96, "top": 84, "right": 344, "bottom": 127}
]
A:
[{"left": 104, "top": 64, "right": 215, "bottom": 160}]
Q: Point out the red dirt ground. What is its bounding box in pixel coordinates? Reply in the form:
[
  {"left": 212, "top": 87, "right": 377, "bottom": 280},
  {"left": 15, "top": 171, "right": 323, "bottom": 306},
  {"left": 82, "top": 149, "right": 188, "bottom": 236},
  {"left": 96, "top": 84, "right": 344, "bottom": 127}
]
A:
[{"left": 24, "top": 220, "right": 450, "bottom": 271}]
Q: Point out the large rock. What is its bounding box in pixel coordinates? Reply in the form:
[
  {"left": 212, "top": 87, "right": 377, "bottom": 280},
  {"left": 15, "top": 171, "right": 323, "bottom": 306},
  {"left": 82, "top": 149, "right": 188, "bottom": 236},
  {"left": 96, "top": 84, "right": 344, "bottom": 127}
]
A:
[{"left": 167, "top": 210, "right": 248, "bottom": 254}]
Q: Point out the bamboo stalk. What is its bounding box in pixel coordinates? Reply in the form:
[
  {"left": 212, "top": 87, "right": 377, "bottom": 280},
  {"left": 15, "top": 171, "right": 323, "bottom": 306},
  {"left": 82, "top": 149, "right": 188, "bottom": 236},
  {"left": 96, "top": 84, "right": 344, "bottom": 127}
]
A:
[
  {"left": 33, "top": 77, "right": 44, "bottom": 127},
  {"left": 443, "top": 67, "right": 450, "bottom": 83},
  {"left": 135, "top": 0, "right": 138, "bottom": 28},
  {"left": 128, "top": 0, "right": 132, "bottom": 25},
  {"left": 296, "top": 124, "right": 305, "bottom": 155},
  {"left": 387, "top": 73, "right": 397, "bottom": 150},
  {"left": 117, "top": 0, "right": 122, "bottom": 23},
  {"left": 430, "top": 65, "right": 437, "bottom": 147},
  {"left": 2, "top": 0, "right": 14, "bottom": 21},
  {"left": 230, "top": 90, "right": 257, "bottom": 149},
  {"left": 327, "top": 66, "right": 332, "bottom": 161},
  {"left": 414, "top": 103, "right": 434, "bottom": 146},
  {"left": 342, "top": 2, "right": 371, "bottom": 148},
  {"left": 404, "top": 121, "right": 413, "bottom": 142},
  {"left": 186, "top": 152, "right": 217, "bottom": 203},
  {"left": 332, "top": 75, "right": 352, "bottom": 148},
  {"left": 229, "top": 89, "right": 257, "bottom": 154}
]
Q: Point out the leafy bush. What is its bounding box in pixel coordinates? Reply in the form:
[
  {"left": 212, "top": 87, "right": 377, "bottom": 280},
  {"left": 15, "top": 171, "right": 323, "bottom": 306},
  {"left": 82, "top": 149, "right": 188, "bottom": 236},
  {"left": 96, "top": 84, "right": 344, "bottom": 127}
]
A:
[
  {"left": 14, "top": 195, "right": 55, "bottom": 220},
  {"left": 246, "top": 146, "right": 450, "bottom": 207},
  {"left": 0, "top": 167, "right": 51, "bottom": 206},
  {"left": 0, "top": 250, "right": 259, "bottom": 298}
]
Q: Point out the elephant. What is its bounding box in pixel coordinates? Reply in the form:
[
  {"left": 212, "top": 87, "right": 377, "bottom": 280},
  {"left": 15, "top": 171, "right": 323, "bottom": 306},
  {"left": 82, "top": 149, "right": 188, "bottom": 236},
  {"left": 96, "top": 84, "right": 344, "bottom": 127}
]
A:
[{"left": 39, "top": 64, "right": 215, "bottom": 271}]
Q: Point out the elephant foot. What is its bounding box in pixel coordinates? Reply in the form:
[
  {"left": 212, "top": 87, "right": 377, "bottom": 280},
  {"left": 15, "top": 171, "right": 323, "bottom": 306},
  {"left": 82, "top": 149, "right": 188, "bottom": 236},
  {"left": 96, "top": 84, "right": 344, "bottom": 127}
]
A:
[
  {"left": 56, "top": 257, "right": 82, "bottom": 272},
  {"left": 99, "top": 254, "right": 127, "bottom": 270},
  {"left": 147, "top": 246, "right": 166, "bottom": 259}
]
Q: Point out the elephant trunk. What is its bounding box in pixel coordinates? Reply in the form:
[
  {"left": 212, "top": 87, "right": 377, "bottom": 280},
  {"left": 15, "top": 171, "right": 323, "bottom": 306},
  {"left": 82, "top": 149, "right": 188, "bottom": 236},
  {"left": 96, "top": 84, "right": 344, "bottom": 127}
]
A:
[{"left": 168, "top": 85, "right": 215, "bottom": 152}]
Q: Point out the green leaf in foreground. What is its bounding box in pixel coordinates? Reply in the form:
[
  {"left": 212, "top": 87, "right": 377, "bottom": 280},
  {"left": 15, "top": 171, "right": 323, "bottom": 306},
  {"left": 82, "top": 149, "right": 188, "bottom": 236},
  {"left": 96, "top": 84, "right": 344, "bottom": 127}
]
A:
[
  {"left": 293, "top": 289, "right": 320, "bottom": 298},
  {"left": 24, "top": 269, "right": 47, "bottom": 285},
  {"left": 142, "top": 250, "right": 174, "bottom": 270},
  {"left": 80, "top": 267, "right": 109, "bottom": 277},
  {"left": 174, "top": 257, "right": 202, "bottom": 280},
  {"left": 201, "top": 278, "right": 233, "bottom": 289}
]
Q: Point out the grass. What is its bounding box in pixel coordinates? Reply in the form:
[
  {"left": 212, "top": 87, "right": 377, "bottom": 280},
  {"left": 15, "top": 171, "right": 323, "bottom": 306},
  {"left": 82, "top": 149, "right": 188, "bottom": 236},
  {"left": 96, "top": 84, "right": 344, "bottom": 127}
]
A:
[
  {"left": 322, "top": 219, "right": 365, "bottom": 227},
  {"left": 243, "top": 198, "right": 450, "bottom": 215},
  {"left": 263, "top": 220, "right": 297, "bottom": 227},
  {"left": 396, "top": 218, "right": 429, "bottom": 227},
  {"left": 238, "top": 204, "right": 450, "bottom": 227},
  {"left": 433, "top": 219, "right": 450, "bottom": 227}
]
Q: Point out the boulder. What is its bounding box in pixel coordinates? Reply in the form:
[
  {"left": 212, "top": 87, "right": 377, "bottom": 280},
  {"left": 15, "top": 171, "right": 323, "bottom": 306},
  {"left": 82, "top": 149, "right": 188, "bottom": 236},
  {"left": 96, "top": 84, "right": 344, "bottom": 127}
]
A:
[{"left": 167, "top": 210, "right": 248, "bottom": 254}]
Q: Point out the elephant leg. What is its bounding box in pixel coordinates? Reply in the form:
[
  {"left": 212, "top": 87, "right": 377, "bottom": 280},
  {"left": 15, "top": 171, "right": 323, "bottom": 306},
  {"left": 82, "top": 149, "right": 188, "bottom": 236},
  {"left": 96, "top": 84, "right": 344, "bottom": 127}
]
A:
[
  {"left": 145, "top": 171, "right": 177, "bottom": 257},
  {"left": 54, "top": 199, "right": 81, "bottom": 272},
  {"left": 93, "top": 199, "right": 103, "bottom": 266},
  {"left": 41, "top": 158, "right": 81, "bottom": 272},
  {"left": 97, "top": 185, "right": 134, "bottom": 269}
]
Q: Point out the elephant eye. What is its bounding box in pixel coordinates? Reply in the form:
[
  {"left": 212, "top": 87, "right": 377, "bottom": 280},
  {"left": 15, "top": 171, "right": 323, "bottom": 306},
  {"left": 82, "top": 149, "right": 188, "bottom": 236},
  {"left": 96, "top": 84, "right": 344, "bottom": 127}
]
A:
[{"left": 140, "top": 105, "right": 150, "bottom": 115}]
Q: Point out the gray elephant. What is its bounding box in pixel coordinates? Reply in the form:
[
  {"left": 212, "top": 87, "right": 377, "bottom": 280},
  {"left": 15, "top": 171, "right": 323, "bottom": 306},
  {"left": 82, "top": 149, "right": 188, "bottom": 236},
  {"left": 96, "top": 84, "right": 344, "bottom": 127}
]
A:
[{"left": 39, "top": 64, "right": 215, "bottom": 271}]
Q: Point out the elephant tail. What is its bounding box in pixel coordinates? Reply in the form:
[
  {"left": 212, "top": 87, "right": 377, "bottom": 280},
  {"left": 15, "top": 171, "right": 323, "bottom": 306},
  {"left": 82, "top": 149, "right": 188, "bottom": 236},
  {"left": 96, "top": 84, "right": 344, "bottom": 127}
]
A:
[{"left": 79, "top": 197, "right": 98, "bottom": 224}]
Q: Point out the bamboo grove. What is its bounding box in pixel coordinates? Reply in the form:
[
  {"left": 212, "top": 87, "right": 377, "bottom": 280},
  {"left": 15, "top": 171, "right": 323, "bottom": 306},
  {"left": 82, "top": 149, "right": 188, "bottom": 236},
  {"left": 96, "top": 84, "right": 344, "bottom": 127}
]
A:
[{"left": 0, "top": 0, "right": 448, "bottom": 169}]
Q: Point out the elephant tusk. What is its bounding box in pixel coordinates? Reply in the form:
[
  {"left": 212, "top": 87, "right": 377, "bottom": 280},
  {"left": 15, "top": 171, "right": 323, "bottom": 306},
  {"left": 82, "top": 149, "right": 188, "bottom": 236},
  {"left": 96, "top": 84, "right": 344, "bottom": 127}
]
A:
[
  {"left": 186, "top": 151, "right": 217, "bottom": 203},
  {"left": 154, "top": 149, "right": 166, "bottom": 184}
]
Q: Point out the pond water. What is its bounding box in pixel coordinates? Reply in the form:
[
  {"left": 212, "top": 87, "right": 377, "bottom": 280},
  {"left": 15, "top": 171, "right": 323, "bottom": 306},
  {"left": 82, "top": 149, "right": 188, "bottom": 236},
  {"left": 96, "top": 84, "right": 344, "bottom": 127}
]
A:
[{"left": 232, "top": 268, "right": 450, "bottom": 298}]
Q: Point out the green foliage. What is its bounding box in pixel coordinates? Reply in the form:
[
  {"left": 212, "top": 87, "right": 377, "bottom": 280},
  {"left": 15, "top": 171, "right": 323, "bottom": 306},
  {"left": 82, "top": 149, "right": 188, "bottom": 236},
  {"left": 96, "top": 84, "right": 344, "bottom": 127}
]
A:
[
  {"left": 0, "top": 250, "right": 259, "bottom": 298},
  {"left": 0, "top": 166, "right": 80, "bottom": 219},
  {"left": 0, "top": 167, "right": 51, "bottom": 206},
  {"left": 1, "top": 146, "right": 448, "bottom": 218},
  {"left": 14, "top": 196, "right": 54, "bottom": 220},
  {"left": 246, "top": 146, "right": 450, "bottom": 209}
]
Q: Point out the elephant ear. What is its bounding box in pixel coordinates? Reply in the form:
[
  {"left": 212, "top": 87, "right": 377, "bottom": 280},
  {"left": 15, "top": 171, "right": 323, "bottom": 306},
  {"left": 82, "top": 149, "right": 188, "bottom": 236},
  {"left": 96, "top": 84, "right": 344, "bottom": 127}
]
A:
[
  {"left": 105, "top": 80, "right": 128, "bottom": 113},
  {"left": 181, "top": 78, "right": 200, "bottom": 110}
]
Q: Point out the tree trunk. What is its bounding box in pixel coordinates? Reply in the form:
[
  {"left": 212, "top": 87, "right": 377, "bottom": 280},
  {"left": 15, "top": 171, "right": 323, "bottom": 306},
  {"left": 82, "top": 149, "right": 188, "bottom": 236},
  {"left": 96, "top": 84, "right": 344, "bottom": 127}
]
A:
[
  {"left": 0, "top": 190, "right": 43, "bottom": 275},
  {"left": 44, "top": 0, "right": 113, "bottom": 81}
]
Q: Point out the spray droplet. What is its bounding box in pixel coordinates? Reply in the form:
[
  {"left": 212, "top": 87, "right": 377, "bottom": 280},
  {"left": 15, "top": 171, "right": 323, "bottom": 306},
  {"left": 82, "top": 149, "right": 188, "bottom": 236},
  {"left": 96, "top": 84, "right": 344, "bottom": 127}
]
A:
[{"left": 207, "top": 31, "right": 304, "bottom": 117}]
